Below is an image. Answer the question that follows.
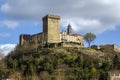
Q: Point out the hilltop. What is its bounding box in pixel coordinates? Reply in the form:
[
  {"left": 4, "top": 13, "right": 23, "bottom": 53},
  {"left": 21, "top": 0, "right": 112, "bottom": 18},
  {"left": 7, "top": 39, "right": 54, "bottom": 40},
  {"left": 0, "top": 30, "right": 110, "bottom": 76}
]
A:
[{"left": 0, "top": 47, "right": 120, "bottom": 80}]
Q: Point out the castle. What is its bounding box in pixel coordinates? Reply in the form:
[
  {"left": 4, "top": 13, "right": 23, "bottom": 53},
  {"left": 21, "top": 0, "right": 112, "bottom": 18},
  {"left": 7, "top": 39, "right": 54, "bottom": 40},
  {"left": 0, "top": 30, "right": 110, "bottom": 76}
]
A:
[{"left": 19, "top": 14, "right": 84, "bottom": 48}]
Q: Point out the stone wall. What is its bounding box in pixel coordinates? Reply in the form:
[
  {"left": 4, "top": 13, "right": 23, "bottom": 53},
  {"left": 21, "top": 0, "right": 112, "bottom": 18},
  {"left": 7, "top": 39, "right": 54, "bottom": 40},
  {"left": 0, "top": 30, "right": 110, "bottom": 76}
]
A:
[
  {"left": 61, "top": 42, "right": 83, "bottom": 47},
  {"left": 91, "top": 44, "right": 119, "bottom": 52},
  {"left": 19, "top": 34, "right": 31, "bottom": 45},
  {"left": 19, "top": 33, "right": 43, "bottom": 46}
]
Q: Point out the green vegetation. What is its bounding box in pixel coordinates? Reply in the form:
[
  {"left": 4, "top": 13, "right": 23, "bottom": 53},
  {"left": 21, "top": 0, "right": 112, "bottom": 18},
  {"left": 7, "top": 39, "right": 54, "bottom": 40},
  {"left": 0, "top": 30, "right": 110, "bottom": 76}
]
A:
[
  {"left": 0, "top": 46, "right": 120, "bottom": 80},
  {"left": 84, "top": 32, "right": 96, "bottom": 47},
  {"left": 0, "top": 49, "right": 4, "bottom": 60}
]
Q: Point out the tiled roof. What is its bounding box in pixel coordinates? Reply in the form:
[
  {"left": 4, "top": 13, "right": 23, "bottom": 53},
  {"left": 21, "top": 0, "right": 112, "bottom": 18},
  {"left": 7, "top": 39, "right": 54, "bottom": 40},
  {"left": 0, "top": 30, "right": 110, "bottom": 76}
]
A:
[{"left": 70, "top": 34, "right": 82, "bottom": 36}]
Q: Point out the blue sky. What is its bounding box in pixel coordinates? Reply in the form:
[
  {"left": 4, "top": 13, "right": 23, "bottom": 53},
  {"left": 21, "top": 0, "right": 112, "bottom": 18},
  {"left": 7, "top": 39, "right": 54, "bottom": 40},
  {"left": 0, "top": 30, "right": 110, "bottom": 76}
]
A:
[{"left": 0, "top": 0, "right": 120, "bottom": 54}]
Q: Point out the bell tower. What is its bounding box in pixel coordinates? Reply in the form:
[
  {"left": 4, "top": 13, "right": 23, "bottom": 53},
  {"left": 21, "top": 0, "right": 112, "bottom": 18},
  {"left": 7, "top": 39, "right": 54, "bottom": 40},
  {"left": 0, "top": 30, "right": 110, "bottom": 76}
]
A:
[{"left": 67, "top": 24, "right": 72, "bottom": 35}]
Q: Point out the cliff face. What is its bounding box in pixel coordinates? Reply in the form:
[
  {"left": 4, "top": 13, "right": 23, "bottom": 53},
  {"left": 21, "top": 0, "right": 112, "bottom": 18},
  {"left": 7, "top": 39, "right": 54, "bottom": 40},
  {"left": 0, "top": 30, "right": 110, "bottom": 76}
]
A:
[{"left": 0, "top": 47, "right": 120, "bottom": 80}]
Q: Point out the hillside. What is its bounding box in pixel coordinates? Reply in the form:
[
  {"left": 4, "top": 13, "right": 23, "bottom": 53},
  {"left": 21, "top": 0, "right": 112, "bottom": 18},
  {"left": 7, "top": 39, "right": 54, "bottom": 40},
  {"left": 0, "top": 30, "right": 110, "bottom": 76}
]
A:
[{"left": 0, "top": 47, "right": 120, "bottom": 80}]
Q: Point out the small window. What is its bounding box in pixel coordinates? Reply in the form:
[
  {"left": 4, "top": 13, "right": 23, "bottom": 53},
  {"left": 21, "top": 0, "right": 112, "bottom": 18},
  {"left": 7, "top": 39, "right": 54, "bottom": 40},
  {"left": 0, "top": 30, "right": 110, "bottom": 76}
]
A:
[
  {"left": 116, "top": 74, "right": 119, "bottom": 76},
  {"left": 79, "top": 43, "right": 81, "bottom": 45}
]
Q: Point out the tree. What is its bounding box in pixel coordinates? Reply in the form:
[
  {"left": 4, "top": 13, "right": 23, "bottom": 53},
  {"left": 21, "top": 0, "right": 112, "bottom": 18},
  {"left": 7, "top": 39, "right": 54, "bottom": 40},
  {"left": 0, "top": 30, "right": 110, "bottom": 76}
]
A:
[
  {"left": 113, "top": 54, "right": 120, "bottom": 69},
  {"left": 84, "top": 32, "right": 96, "bottom": 47},
  {"left": 0, "top": 49, "right": 4, "bottom": 60}
]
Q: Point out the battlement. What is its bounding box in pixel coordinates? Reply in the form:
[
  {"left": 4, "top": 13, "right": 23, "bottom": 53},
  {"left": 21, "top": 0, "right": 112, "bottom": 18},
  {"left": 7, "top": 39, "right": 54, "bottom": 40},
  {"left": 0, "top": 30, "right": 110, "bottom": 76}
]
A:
[
  {"left": 43, "top": 14, "right": 60, "bottom": 19},
  {"left": 20, "top": 34, "right": 31, "bottom": 37}
]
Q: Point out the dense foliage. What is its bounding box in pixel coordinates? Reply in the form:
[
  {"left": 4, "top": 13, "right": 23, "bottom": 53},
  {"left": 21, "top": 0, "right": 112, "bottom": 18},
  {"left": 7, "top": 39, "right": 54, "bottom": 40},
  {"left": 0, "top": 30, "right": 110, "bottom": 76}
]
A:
[{"left": 0, "top": 47, "right": 120, "bottom": 80}]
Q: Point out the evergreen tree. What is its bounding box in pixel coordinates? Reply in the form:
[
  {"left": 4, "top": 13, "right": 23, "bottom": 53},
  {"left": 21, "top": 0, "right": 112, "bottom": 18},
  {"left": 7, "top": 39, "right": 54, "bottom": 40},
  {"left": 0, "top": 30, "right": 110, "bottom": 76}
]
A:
[{"left": 113, "top": 54, "right": 120, "bottom": 69}]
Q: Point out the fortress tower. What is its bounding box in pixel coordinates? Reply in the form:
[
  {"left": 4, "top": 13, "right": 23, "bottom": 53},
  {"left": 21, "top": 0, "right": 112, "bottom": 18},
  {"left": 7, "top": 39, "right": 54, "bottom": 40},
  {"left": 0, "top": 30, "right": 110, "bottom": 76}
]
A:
[{"left": 43, "top": 14, "right": 60, "bottom": 44}]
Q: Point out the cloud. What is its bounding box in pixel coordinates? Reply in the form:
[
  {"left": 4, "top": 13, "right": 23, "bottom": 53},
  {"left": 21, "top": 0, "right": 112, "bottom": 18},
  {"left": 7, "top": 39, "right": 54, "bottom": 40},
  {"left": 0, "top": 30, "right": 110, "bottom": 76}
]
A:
[
  {"left": 0, "top": 20, "right": 19, "bottom": 29},
  {"left": 0, "top": 33, "right": 10, "bottom": 37},
  {"left": 1, "top": 0, "right": 120, "bottom": 34},
  {"left": 0, "top": 44, "right": 16, "bottom": 55}
]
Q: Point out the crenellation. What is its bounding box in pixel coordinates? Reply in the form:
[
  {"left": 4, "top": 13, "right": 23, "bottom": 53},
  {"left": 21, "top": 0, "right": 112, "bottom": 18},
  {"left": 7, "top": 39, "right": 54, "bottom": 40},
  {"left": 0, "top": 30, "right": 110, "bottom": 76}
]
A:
[{"left": 43, "top": 14, "right": 60, "bottom": 20}]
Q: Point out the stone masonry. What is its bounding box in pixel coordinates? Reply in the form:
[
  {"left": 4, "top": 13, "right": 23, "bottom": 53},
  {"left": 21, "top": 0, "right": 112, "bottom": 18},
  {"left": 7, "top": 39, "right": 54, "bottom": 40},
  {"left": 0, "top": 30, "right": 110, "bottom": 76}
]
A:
[{"left": 19, "top": 14, "right": 84, "bottom": 48}]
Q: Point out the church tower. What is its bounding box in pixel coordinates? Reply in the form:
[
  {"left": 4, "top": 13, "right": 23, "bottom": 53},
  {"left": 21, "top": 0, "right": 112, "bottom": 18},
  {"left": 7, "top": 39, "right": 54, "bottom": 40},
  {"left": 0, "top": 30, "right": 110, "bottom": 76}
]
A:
[
  {"left": 43, "top": 14, "right": 60, "bottom": 43},
  {"left": 67, "top": 24, "right": 72, "bottom": 35}
]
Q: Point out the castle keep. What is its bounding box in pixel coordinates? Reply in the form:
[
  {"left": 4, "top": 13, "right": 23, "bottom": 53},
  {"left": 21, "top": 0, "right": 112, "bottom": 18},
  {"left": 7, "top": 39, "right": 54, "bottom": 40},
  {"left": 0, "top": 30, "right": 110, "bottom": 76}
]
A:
[
  {"left": 43, "top": 15, "right": 60, "bottom": 43},
  {"left": 19, "top": 14, "right": 84, "bottom": 48}
]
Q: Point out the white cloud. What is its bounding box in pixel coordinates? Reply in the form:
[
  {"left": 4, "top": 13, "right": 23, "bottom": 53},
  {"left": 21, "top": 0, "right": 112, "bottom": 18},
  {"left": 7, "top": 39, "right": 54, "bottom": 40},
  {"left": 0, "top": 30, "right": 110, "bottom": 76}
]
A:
[
  {"left": 61, "top": 17, "right": 116, "bottom": 34},
  {"left": 0, "top": 44, "right": 16, "bottom": 55},
  {"left": 1, "top": 0, "right": 120, "bottom": 34},
  {"left": 0, "top": 20, "right": 19, "bottom": 29},
  {"left": 0, "top": 33, "right": 10, "bottom": 37},
  {"left": 3, "top": 20, "right": 19, "bottom": 29}
]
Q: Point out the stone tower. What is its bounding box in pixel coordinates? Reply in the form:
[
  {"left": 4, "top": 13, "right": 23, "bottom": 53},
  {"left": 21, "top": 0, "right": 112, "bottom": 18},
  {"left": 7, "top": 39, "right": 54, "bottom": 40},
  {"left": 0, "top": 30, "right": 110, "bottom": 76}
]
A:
[
  {"left": 43, "top": 14, "right": 60, "bottom": 43},
  {"left": 67, "top": 24, "right": 72, "bottom": 35}
]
